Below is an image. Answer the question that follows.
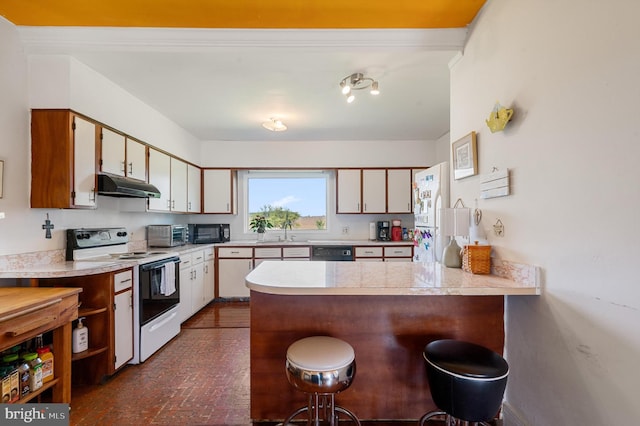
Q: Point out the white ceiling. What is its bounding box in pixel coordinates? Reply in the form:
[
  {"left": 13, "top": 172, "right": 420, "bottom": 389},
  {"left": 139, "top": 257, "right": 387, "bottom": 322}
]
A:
[{"left": 18, "top": 27, "right": 467, "bottom": 142}]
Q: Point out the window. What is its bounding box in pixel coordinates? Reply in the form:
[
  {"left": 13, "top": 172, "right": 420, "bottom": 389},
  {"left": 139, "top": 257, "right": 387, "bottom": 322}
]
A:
[{"left": 244, "top": 170, "right": 328, "bottom": 232}]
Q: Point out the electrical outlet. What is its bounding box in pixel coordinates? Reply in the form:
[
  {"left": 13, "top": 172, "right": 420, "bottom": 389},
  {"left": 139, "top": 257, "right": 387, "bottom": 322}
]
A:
[
  {"left": 342, "top": 226, "right": 349, "bottom": 235},
  {"left": 0, "top": 212, "right": 5, "bottom": 219}
]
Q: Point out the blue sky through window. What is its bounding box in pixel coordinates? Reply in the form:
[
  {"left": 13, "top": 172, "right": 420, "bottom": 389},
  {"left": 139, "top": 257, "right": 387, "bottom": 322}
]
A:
[{"left": 248, "top": 177, "right": 326, "bottom": 217}]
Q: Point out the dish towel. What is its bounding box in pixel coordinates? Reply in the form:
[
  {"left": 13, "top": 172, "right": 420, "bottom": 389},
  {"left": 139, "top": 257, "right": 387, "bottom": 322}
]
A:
[{"left": 162, "top": 261, "right": 176, "bottom": 296}]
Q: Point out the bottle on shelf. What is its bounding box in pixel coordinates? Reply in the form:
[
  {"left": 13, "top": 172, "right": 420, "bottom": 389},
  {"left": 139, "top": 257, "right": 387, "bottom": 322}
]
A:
[
  {"left": 23, "top": 352, "right": 43, "bottom": 392},
  {"left": 72, "top": 317, "right": 89, "bottom": 353}
]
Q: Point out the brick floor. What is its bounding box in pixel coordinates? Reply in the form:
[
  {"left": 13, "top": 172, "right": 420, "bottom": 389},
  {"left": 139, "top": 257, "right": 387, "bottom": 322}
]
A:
[{"left": 70, "top": 301, "right": 251, "bottom": 426}]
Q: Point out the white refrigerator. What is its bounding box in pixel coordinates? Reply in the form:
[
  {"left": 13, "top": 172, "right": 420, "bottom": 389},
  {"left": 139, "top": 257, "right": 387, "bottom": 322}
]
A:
[{"left": 413, "top": 162, "right": 449, "bottom": 263}]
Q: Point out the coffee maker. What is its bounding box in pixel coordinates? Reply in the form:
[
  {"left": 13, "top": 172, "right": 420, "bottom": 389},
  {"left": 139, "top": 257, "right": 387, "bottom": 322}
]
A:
[{"left": 377, "top": 221, "right": 390, "bottom": 241}]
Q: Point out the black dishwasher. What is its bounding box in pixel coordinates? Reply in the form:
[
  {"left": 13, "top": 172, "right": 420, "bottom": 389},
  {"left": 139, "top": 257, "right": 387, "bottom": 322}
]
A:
[{"left": 311, "top": 246, "right": 353, "bottom": 261}]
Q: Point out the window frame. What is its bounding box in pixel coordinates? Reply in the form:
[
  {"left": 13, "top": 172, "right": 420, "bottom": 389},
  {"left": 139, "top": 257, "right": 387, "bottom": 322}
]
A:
[{"left": 241, "top": 169, "right": 331, "bottom": 235}]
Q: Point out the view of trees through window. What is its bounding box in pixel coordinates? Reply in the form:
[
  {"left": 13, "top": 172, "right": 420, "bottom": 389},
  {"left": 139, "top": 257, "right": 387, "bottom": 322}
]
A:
[{"left": 246, "top": 172, "right": 328, "bottom": 232}]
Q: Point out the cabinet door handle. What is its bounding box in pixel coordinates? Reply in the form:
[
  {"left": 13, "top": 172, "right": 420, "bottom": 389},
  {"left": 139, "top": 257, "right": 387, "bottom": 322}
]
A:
[
  {"left": 128, "top": 162, "right": 133, "bottom": 174},
  {"left": 90, "top": 188, "right": 96, "bottom": 202},
  {"left": 188, "top": 201, "right": 192, "bottom": 210},
  {"left": 166, "top": 199, "right": 171, "bottom": 208},
  {"left": 121, "top": 161, "right": 126, "bottom": 173}
]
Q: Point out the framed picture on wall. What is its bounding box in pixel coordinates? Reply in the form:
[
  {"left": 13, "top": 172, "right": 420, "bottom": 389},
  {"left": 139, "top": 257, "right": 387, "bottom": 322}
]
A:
[{"left": 452, "top": 132, "right": 478, "bottom": 180}]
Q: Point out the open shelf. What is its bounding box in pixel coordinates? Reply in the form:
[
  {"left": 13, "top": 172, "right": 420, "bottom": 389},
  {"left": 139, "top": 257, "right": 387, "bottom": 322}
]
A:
[
  {"left": 16, "top": 377, "right": 60, "bottom": 404},
  {"left": 71, "top": 346, "right": 108, "bottom": 362},
  {"left": 78, "top": 306, "right": 108, "bottom": 317}
]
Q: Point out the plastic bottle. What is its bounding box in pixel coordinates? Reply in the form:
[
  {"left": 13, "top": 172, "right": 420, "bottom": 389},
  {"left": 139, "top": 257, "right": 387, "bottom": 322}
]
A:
[
  {"left": 23, "top": 353, "right": 43, "bottom": 391},
  {"left": 72, "top": 317, "right": 89, "bottom": 353},
  {"left": 36, "top": 346, "right": 54, "bottom": 384}
]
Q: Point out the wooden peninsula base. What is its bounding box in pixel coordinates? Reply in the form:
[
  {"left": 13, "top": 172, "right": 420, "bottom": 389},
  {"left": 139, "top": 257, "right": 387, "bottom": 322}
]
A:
[{"left": 249, "top": 291, "right": 504, "bottom": 421}]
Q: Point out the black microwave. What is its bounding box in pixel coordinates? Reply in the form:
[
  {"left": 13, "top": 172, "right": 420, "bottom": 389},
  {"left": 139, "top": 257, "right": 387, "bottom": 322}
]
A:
[{"left": 188, "top": 224, "right": 230, "bottom": 244}]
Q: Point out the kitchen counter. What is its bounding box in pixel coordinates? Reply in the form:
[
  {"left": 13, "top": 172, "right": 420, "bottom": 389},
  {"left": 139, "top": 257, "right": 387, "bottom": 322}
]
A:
[
  {"left": 0, "top": 244, "right": 214, "bottom": 279},
  {"left": 246, "top": 259, "right": 540, "bottom": 422},
  {"left": 246, "top": 260, "right": 539, "bottom": 296},
  {"left": 0, "top": 240, "right": 413, "bottom": 279}
]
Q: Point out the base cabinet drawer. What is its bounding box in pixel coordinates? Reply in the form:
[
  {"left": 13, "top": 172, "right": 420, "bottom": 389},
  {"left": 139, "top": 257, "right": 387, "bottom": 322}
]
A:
[
  {"left": 218, "top": 247, "right": 253, "bottom": 258},
  {"left": 384, "top": 246, "right": 413, "bottom": 258},
  {"left": 283, "top": 247, "right": 310, "bottom": 258}
]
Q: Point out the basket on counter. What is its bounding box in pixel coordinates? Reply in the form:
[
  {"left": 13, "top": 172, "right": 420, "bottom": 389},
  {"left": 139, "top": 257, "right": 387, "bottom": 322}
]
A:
[{"left": 462, "top": 242, "right": 492, "bottom": 274}]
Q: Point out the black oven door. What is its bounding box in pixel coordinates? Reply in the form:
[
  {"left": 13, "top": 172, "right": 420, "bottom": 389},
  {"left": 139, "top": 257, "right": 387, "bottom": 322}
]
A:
[{"left": 139, "top": 257, "right": 180, "bottom": 325}]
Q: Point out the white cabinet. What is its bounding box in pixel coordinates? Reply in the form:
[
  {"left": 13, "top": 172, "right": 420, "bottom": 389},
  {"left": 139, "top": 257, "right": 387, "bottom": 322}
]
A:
[
  {"left": 190, "top": 250, "right": 206, "bottom": 314},
  {"left": 354, "top": 245, "right": 413, "bottom": 262},
  {"left": 126, "top": 138, "right": 147, "bottom": 181},
  {"left": 100, "top": 127, "right": 126, "bottom": 176},
  {"left": 73, "top": 116, "right": 98, "bottom": 208},
  {"left": 203, "top": 169, "right": 235, "bottom": 213},
  {"left": 178, "top": 253, "right": 193, "bottom": 322},
  {"left": 384, "top": 245, "right": 413, "bottom": 262},
  {"left": 217, "top": 247, "right": 253, "bottom": 298},
  {"left": 337, "top": 168, "right": 413, "bottom": 214},
  {"left": 336, "top": 169, "right": 361, "bottom": 213},
  {"left": 148, "top": 148, "right": 171, "bottom": 211},
  {"left": 283, "top": 247, "right": 311, "bottom": 260},
  {"left": 113, "top": 269, "right": 133, "bottom": 370},
  {"left": 170, "top": 157, "right": 188, "bottom": 213},
  {"left": 254, "top": 247, "right": 282, "bottom": 268},
  {"left": 203, "top": 248, "right": 215, "bottom": 303},
  {"left": 100, "top": 129, "right": 147, "bottom": 182},
  {"left": 187, "top": 164, "right": 201, "bottom": 213},
  {"left": 354, "top": 246, "right": 384, "bottom": 262},
  {"left": 362, "top": 169, "right": 386, "bottom": 213},
  {"left": 387, "top": 169, "right": 412, "bottom": 213},
  {"left": 178, "top": 251, "right": 206, "bottom": 322}
]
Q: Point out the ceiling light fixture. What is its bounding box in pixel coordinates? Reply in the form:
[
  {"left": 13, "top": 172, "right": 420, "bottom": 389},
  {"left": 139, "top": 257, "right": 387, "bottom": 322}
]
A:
[
  {"left": 261, "top": 117, "right": 287, "bottom": 132},
  {"left": 339, "top": 72, "right": 380, "bottom": 103}
]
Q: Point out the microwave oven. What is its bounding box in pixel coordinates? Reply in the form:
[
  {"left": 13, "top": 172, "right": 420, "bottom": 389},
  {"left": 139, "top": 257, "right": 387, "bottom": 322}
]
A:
[
  {"left": 147, "top": 224, "right": 188, "bottom": 247},
  {"left": 188, "top": 224, "right": 230, "bottom": 244}
]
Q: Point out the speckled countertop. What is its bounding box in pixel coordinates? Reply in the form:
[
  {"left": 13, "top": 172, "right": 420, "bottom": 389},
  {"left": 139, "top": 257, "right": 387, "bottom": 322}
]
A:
[
  {"left": 245, "top": 260, "right": 541, "bottom": 296},
  {"left": 0, "top": 240, "right": 413, "bottom": 279}
]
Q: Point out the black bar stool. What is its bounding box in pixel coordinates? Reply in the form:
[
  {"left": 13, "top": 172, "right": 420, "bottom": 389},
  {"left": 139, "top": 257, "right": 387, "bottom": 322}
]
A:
[
  {"left": 282, "top": 336, "right": 361, "bottom": 426},
  {"left": 419, "top": 339, "right": 509, "bottom": 426}
]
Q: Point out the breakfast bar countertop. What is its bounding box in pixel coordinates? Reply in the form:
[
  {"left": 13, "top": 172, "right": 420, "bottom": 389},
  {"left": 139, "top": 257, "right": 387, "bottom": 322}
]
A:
[{"left": 245, "top": 259, "right": 541, "bottom": 296}]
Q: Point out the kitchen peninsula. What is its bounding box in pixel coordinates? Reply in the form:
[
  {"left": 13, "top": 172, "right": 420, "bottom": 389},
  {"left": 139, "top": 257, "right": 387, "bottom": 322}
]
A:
[{"left": 245, "top": 260, "right": 539, "bottom": 422}]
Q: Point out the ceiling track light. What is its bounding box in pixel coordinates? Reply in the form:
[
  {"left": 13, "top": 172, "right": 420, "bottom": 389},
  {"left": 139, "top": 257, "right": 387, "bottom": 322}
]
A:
[
  {"left": 339, "top": 72, "right": 380, "bottom": 103},
  {"left": 262, "top": 117, "right": 287, "bottom": 132}
]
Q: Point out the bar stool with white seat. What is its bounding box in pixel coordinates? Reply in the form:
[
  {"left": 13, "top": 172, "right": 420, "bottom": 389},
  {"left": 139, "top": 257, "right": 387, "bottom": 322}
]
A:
[
  {"left": 419, "top": 339, "right": 509, "bottom": 426},
  {"left": 282, "top": 336, "right": 361, "bottom": 426}
]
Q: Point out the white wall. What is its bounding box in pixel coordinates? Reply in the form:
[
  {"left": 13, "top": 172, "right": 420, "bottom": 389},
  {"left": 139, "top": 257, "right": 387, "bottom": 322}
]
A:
[
  {"left": 451, "top": 1, "right": 640, "bottom": 423},
  {"left": 200, "top": 139, "right": 436, "bottom": 168},
  {"left": 0, "top": 17, "right": 443, "bottom": 255},
  {"left": 0, "top": 19, "right": 202, "bottom": 255}
]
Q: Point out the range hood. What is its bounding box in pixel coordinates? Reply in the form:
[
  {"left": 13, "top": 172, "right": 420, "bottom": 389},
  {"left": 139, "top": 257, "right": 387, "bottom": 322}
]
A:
[{"left": 97, "top": 174, "right": 161, "bottom": 198}]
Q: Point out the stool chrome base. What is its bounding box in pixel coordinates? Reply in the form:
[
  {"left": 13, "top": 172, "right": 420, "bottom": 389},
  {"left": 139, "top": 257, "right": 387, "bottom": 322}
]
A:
[
  {"left": 282, "top": 393, "right": 361, "bottom": 426},
  {"left": 418, "top": 410, "right": 492, "bottom": 426}
]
